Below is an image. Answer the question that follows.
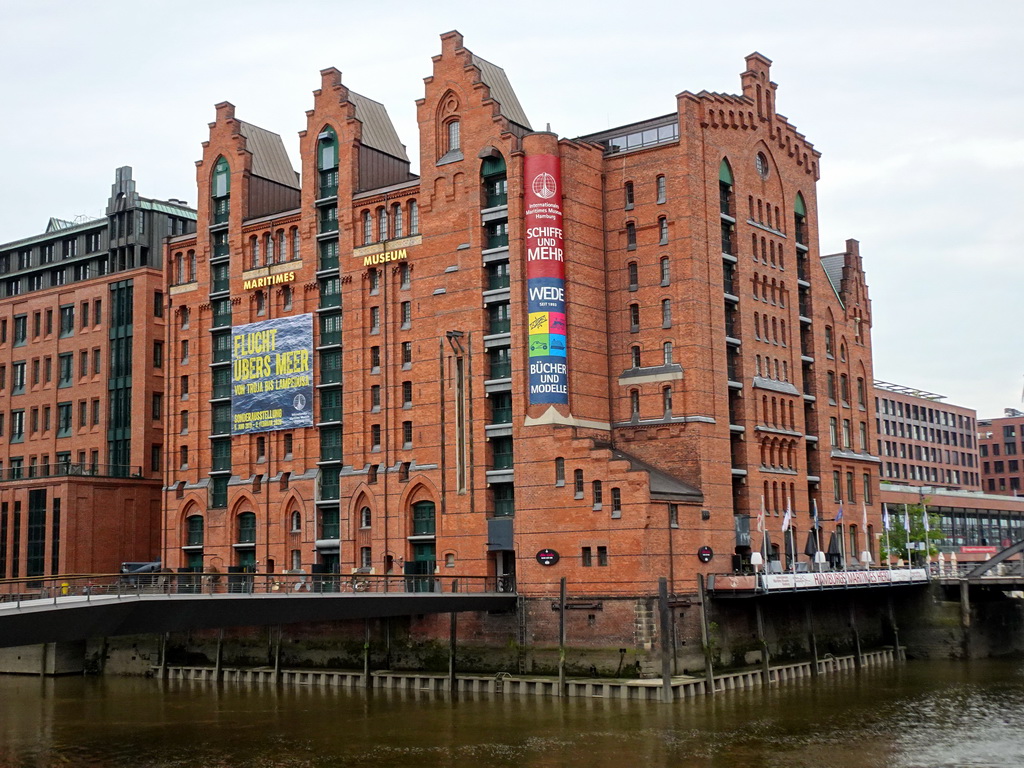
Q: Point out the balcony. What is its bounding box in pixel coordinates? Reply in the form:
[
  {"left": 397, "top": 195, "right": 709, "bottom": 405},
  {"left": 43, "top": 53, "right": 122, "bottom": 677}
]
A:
[
  {"left": 211, "top": 453, "right": 232, "bottom": 472},
  {"left": 212, "top": 243, "right": 230, "bottom": 258},
  {"left": 0, "top": 462, "right": 144, "bottom": 482},
  {"left": 212, "top": 380, "right": 232, "bottom": 400},
  {"left": 319, "top": 252, "right": 339, "bottom": 272},
  {"left": 211, "top": 419, "right": 231, "bottom": 436},
  {"left": 320, "top": 367, "right": 342, "bottom": 385},
  {"left": 213, "top": 346, "right": 231, "bottom": 364},
  {"left": 319, "top": 328, "right": 341, "bottom": 346},
  {"left": 212, "top": 310, "right": 232, "bottom": 328}
]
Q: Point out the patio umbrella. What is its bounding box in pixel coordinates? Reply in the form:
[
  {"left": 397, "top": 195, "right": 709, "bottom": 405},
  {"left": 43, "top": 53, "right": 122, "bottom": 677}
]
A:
[{"left": 804, "top": 529, "right": 820, "bottom": 557}]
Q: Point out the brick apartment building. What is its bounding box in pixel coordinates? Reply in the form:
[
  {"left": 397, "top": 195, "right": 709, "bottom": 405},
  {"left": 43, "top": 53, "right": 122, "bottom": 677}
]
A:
[
  {"left": 162, "top": 31, "right": 880, "bottom": 610},
  {"left": 873, "top": 380, "right": 980, "bottom": 491},
  {"left": 0, "top": 168, "right": 195, "bottom": 579},
  {"left": 978, "top": 409, "right": 1024, "bottom": 495}
]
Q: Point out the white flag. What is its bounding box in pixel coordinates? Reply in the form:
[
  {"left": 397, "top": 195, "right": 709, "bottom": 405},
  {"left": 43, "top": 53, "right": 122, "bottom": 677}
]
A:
[
  {"left": 862, "top": 502, "right": 868, "bottom": 533},
  {"left": 782, "top": 502, "right": 793, "bottom": 532},
  {"left": 903, "top": 505, "right": 911, "bottom": 532},
  {"left": 882, "top": 503, "right": 891, "bottom": 531},
  {"left": 757, "top": 496, "right": 766, "bottom": 534}
]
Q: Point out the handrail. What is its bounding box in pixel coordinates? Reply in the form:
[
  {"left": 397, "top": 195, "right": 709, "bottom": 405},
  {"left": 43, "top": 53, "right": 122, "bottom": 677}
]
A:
[{"left": 0, "top": 572, "right": 510, "bottom": 606}]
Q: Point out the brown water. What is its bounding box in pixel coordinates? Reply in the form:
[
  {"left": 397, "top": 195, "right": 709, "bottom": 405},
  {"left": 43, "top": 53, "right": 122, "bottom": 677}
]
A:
[{"left": 1, "top": 660, "right": 1023, "bottom": 767}]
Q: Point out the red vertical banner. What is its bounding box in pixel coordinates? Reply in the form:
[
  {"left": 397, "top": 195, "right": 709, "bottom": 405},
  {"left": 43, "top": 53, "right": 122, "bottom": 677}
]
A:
[{"left": 523, "top": 154, "right": 568, "bottom": 405}]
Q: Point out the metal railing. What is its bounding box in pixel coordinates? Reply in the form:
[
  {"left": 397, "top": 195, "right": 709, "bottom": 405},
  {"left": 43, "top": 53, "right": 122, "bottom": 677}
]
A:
[
  {"left": 0, "top": 572, "right": 510, "bottom": 605},
  {"left": 0, "top": 463, "right": 144, "bottom": 482}
]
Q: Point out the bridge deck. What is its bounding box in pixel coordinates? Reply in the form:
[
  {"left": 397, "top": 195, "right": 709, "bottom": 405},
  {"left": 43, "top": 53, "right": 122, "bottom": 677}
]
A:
[{"left": 0, "top": 573, "right": 516, "bottom": 648}]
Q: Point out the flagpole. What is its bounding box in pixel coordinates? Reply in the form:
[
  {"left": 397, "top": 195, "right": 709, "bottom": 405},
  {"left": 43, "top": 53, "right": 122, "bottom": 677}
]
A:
[
  {"left": 904, "top": 504, "right": 912, "bottom": 568},
  {"left": 883, "top": 503, "right": 892, "bottom": 573},
  {"left": 813, "top": 499, "right": 823, "bottom": 572},
  {"left": 923, "top": 499, "right": 931, "bottom": 570}
]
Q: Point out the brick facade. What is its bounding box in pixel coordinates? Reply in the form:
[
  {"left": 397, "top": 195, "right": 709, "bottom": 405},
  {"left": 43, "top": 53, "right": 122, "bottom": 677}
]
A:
[
  {"left": 0, "top": 168, "right": 195, "bottom": 580},
  {"left": 162, "top": 32, "right": 881, "bottom": 619}
]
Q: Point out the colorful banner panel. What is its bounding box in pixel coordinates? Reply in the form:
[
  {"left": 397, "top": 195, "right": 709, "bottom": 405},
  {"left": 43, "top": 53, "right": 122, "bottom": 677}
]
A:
[
  {"left": 524, "top": 154, "right": 569, "bottom": 404},
  {"left": 231, "top": 314, "right": 314, "bottom": 434}
]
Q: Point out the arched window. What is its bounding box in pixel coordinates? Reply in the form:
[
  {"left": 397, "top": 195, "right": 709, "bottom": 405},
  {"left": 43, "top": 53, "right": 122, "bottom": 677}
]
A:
[
  {"left": 630, "top": 389, "right": 640, "bottom": 416},
  {"left": 624, "top": 181, "right": 634, "bottom": 210},
  {"left": 255, "top": 290, "right": 266, "bottom": 316},
  {"left": 211, "top": 157, "right": 230, "bottom": 223},
  {"left": 291, "top": 228, "right": 300, "bottom": 260},
  {"left": 393, "top": 203, "right": 404, "bottom": 238},
  {"left": 378, "top": 208, "right": 388, "bottom": 242},
  {"left": 661, "top": 299, "right": 672, "bottom": 328},
  {"left": 630, "top": 345, "right": 641, "bottom": 368},
  {"left": 481, "top": 155, "right": 507, "bottom": 208},
  {"left": 282, "top": 285, "right": 293, "bottom": 311},
  {"left": 554, "top": 457, "right": 565, "bottom": 486},
  {"left": 175, "top": 252, "right": 184, "bottom": 284},
  {"left": 265, "top": 233, "right": 274, "bottom": 265},
  {"left": 626, "top": 222, "right": 636, "bottom": 250},
  {"left": 627, "top": 261, "right": 639, "bottom": 290},
  {"left": 663, "top": 341, "right": 673, "bottom": 365},
  {"left": 447, "top": 120, "right": 460, "bottom": 153},
  {"left": 662, "top": 386, "right": 673, "bottom": 414},
  {"left": 629, "top": 303, "right": 640, "bottom": 332},
  {"left": 362, "top": 211, "right": 372, "bottom": 245},
  {"left": 360, "top": 506, "right": 372, "bottom": 528},
  {"left": 409, "top": 200, "right": 419, "bottom": 234},
  {"left": 660, "top": 256, "right": 670, "bottom": 286},
  {"left": 592, "top": 480, "right": 603, "bottom": 509},
  {"left": 658, "top": 216, "right": 668, "bottom": 245},
  {"left": 656, "top": 175, "right": 667, "bottom": 204},
  {"left": 188, "top": 250, "right": 196, "bottom": 282},
  {"left": 317, "top": 126, "right": 338, "bottom": 198},
  {"left": 290, "top": 510, "right": 301, "bottom": 532},
  {"left": 794, "top": 192, "right": 808, "bottom": 244},
  {"left": 719, "top": 159, "right": 734, "bottom": 216},
  {"left": 250, "top": 236, "right": 260, "bottom": 269},
  {"left": 277, "top": 230, "right": 286, "bottom": 261}
]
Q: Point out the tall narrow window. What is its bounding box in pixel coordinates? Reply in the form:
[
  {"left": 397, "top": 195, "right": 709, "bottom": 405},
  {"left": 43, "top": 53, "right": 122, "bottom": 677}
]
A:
[
  {"left": 554, "top": 457, "right": 565, "bottom": 487},
  {"left": 317, "top": 126, "right": 338, "bottom": 198},
  {"left": 592, "top": 480, "right": 603, "bottom": 509},
  {"left": 629, "top": 303, "right": 640, "bottom": 332},
  {"left": 624, "top": 181, "right": 634, "bottom": 210},
  {"left": 626, "top": 222, "right": 636, "bottom": 250},
  {"left": 447, "top": 120, "right": 460, "bottom": 153},
  {"left": 660, "top": 257, "right": 670, "bottom": 286},
  {"left": 656, "top": 175, "right": 667, "bottom": 204},
  {"left": 573, "top": 469, "right": 584, "bottom": 499},
  {"left": 661, "top": 299, "right": 672, "bottom": 328},
  {"left": 658, "top": 217, "right": 668, "bottom": 245}
]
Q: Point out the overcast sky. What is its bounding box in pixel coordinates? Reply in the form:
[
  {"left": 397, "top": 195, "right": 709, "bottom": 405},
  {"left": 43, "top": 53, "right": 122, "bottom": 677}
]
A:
[{"left": 1, "top": 0, "right": 1021, "bottom": 419}]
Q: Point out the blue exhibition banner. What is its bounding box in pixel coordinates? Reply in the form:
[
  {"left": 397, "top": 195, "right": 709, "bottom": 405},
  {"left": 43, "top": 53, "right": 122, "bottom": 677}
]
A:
[{"left": 231, "top": 314, "right": 314, "bottom": 434}]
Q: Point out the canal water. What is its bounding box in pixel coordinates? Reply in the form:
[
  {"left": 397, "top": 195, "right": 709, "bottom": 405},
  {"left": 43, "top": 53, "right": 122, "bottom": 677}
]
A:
[{"left": 1, "top": 659, "right": 1023, "bottom": 767}]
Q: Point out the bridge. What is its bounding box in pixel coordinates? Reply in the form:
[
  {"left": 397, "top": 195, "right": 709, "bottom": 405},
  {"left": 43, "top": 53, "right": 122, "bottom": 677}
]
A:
[{"left": 0, "top": 572, "right": 516, "bottom": 649}]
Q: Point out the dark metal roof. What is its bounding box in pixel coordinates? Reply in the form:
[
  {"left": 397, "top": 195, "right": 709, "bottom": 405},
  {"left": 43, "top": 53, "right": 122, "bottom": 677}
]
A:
[
  {"left": 472, "top": 54, "right": 531, "bottom": 131},
  {"left": 611, "top": 448, "right": 703, "bottom": 502},
  {"left": 238, "top": 121, "right": 300, "bottom": 189},
  {"left": 349, "top": 91, "right": 409, "bottom": 161}
]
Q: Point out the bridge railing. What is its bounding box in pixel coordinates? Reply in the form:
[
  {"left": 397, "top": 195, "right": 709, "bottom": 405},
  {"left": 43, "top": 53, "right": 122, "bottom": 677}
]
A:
[{"left": 0, "top": 572, "right": 513, "bottom": 607}]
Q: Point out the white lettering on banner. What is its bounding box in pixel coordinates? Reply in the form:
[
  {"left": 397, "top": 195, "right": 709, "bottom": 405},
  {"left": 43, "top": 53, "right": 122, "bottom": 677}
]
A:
[
  {"left": 762, "top": 568, "right": 929, "bottom": 591},
  {"left": 528, "top": 286, "right": 565, "bottom": 302},
  {"left": 529, "top": 362, "right": 567, "bottom": 375}
]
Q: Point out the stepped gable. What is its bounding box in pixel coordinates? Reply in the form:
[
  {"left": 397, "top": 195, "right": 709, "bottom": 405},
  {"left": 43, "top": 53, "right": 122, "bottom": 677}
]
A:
[{"left": 682, "top": 52, "right": 821, "bottom": 180}]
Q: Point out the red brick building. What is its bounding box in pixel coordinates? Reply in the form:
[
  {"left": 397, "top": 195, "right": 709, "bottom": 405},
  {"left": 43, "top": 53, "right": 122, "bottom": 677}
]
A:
[
  {"left": 873, "top": 381, "right": 980, "bottom": 491},
  {"left": 0, "top": 168, "right": 195, "bottom": 580},
  {"left": 162, "top": 32, "right": 880, "bottom": 609},
  {"left": 978, "top": 409, "right": 1024, "bottom": 495}
]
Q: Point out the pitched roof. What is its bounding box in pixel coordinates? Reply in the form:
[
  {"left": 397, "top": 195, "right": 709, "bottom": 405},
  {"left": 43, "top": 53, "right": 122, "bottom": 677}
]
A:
[
  {"left": 349, "top": 91, "right": 409, "bottom": 161},
  {"left": 821, "top": 252, "right": 844, "bottom": 294},
  {"left": 471, "top": 54, "right": 531, "bottom": 130},
  {"left": 610, "top": 449, "right": 703, "bottom": 503},
  {"left": 238, "top": 121, "right": 300, "bottom": 189}
]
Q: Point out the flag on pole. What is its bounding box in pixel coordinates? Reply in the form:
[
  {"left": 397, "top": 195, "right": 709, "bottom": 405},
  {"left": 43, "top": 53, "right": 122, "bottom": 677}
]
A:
[
  {"left": 903, "top": 505, "right": 911, "bottom": 532},
  {"left": 835, "top": 503, "right": 844, "bottom": 523},
  {"left": 812, "top": 498, "right": 820, "bottom": 529},
  {"left": 882, "top": 503, "right": 891, "bottom": 531},
  {"left": 922, "top": 508, "right": 930, "bottom": 533},
  {"left": 862, "top": 502, "right": 868, "bottom": 532},
  {"left": 757, "top": 496, "right": 765, "bottom": 534},
  {"left": 782, "top": 502, "right": 793, "bottom": 532}
]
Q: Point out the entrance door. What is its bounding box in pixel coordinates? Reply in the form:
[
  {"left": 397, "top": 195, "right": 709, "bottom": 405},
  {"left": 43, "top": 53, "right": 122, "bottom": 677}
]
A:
[
  {"left": 496, "top": 551, "right": 516, "bottom": 592},
  {"left": 404, "top": 543, "right": 436, "bottom": 592}
]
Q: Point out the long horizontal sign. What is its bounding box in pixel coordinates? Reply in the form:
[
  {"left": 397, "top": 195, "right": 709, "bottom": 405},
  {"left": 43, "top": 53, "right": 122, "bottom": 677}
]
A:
[{"left": 711, "top": 568, "right": 929, "bottom": 593}]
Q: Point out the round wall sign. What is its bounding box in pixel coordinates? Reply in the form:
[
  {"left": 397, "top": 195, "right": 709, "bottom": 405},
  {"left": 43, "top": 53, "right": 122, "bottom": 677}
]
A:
[
  {"left": 536, "top": 549, "right": 560, "bottom": 566},
  {"left": 697, "top": 546, "right": 714, "bottom": 563}
]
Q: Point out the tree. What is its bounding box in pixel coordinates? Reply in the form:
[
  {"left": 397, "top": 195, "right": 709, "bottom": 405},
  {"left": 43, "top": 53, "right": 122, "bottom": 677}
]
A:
[{"left": 879, "top": 500, "right": 944, "bottom": 563}]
